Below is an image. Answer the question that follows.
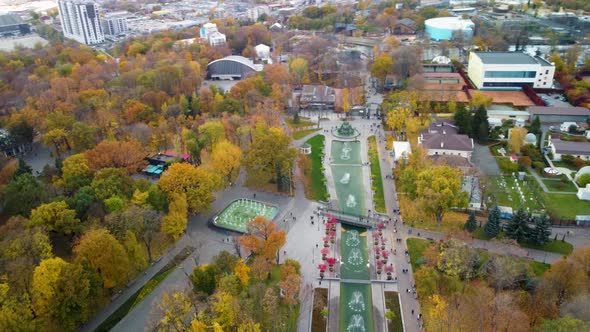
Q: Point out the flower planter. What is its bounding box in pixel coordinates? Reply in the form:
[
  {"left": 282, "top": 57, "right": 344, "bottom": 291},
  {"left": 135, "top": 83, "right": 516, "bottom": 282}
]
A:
[
  {"left": 329, "top": 266, "right": 334, "bottom": 272},
  {"left": 330, "top": 239, "right": 335, "bottom": 244},
  {"left": 322, "top": 255, "right": 327, "bottom": 261},
  {"left": 324, "top": 242, "right": 329, "bottom": 248},
  {"left": 376, "top": 270, "right": 382, "bottom": 275}
]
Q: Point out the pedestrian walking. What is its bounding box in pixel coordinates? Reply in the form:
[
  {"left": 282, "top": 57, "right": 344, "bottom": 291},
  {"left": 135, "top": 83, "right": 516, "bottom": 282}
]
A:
[{"left": 411, "top": 309, "right": 414, "bottom": 315}]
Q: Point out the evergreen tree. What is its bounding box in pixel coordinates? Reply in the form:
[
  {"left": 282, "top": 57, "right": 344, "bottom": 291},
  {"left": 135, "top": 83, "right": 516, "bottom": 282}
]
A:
[
  {"left": 464, "top": 211, "right": 477, "bottom": 232},
  {"left": 485, "top": 205, "right": 501, "bottom": 238},
  {"left": 531, "top": 214, "right": 552, "bottom": 245},
  {"left": 13, "top": 158, "right": 33, "bottom": 178},
  {"left": 471, "top": 106, "right": 489, "bottom": 142},
  {"left": 530, "top": 115, "right": 541, "bottom": 135},
  {"left": 453, "top": 107, "right": 472, "bottom": 136},
  {"left": 505, "top": 207, "right": 530, "bottom": 243}
]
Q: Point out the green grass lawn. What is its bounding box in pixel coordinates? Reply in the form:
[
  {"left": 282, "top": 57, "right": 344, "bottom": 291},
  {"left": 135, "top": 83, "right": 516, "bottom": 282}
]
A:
[
  {"left": 472, "top": 227, "right": 573, "bottom": 255},
  {"left": 293, "top": 128, "right": 319, "bottom": 140},
  {"left": 488, "top": 176, "right": 544, "bottom": 211},
  {"left": 542, "top": 192, "right": 590, "bottom": 220},
  {"left": 406, "top": 238, "right": 432, "bottom": 271},
  {"left": 285, "top": 117, "right": 316, "bottom": 129},
  {"left": 541, "top": 179, "right": 578, "bottom": 192},
  {"left": 368, "top": 136, "right": 386, "bottom": 213},
  {"left": 305, "top": 135, "right": 329, "bottom": 201},
  {"left": 529, "top": 261, "right": 551, "bottom": 276},
  {"left": 384, "top": 291, "right": 403, "bottom": 332},
  {"left": 96, "top": 267, "right": 175, "bottom": 332},
  {"left": 551, "top": 160, "right": 578, "bottom": 171}
]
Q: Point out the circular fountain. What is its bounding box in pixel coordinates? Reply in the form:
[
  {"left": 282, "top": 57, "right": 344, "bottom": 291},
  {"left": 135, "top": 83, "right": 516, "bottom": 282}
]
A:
[{"left": 332, "top": 121, "right": 360, "bottom": 139}]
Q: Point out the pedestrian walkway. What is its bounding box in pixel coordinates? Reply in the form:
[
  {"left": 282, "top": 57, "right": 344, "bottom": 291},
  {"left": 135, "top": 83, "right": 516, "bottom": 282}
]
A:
[{"left": 527, "top": 166, "right": 576, "bottom": 194}]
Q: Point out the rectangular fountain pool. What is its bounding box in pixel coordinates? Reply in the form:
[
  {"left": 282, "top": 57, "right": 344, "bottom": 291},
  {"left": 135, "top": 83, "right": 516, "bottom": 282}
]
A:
[
  {"left": 339, "top": 283, "right": 375, "bottom": 332},
  {"left": 331, "top": 141, "right": 362, "bottom": 165},
  {"left": 213, "top": 199, "right": 279, "bottom": 233},
  {"left": 331, "top": 166, "right": 366, "bottom": 216}
]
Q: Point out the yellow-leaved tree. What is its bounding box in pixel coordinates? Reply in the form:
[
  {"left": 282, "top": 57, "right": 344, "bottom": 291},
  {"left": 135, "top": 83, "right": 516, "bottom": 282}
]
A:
[
  {"left": 32, "top": 257, "right": 68, "bottom": 317},
  {"left": 207, "top": 140, "right": 242, "bottom": 184},
  {"left": 161, "top": 193, "right": 189, "bottom": 239},
  {"left": 158, "top": 163, "right": 220, "bottom": 214},
  {"left": 74, "top": 229, "right": 129, "bottom": 289},
  {"left": 233, "top": 259, "right": 250, "bottom": 286}
]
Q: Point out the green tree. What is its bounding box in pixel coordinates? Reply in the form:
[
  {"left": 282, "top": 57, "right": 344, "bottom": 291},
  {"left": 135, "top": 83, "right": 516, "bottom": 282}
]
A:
[
  {"left": 577, "top": 173, "right": 590, "bottom": 187},
  {"left": 453, "top": 107, "right": 472, "bottom": 136},
  {"left": 370, "top": 54, "right": 394, "bottom": 88},
  {"left": 190, "top": 264, "right": 219, "bottom": 296},
  {"left": 485, "top": 205, "right": 502, "bottom": 238},
  {"left": 198, "top": 121, "right": 226, "bottom": 151},
  {"left": 505, "top": 207, "right": 530, "bottom": 243},
  {"left": 416, "top": 165, "right": 468, "bottom": 225},
  {"left": 68, "top": 186, "right": 95, "bottom": 218},
  {"left": 471, "top": 106, "right": 489, "bottom": 142},
  {"left": 535, "top": 315, "right": 590, "bottom": 332},
  {"left": 28, "top": 201, "right": 80, "bottom": 235},
  {"left": 61, "top": 154, "right": 93, "bottom": 192},
  {"left": 530, "top": 115, "right": 541, "bottom": 135},
  {"left": 104, "top": 196, "right": 126, "bottom": 213},
  {"left": 70, "top": 122, "right": 97, "bottom": 152},
  {"left": 13, "top": 158, "right": 32, "bottom": 178},
  {"left": 243, "top": 124, "right": 298, "bottom": 192},
  {"left": 464, "top": 212, "right": 477, "bottom": 232},
  {"left": 531, "top": 214, "right": 552, "bottom": 246},
  {"left": 4, "top": 173, "right": 44, "bottom": 216},
  {"left": 90, "top": 168, "right": 133, "bottom": 201}
]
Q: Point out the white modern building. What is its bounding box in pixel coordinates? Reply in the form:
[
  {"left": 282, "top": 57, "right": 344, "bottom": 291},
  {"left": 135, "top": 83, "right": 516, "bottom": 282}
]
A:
[
  {"left": 246, "top": 6, "right": 270, "bottom": 22},
  {"left": 467, "top": 52, "right": 555, "bottom": 90},
  {"left": 101, "top": 11, "right": 128, "bottom": 36},
  {"left": 57, "top": 0, "right": 104, "bottom": 45},
  {"left": 487, "top": 109, "right": 530, "bottom": 127},
  {"left": 199, "top": 22, "right": 226, "bottom": 47},
  {"left": 392, "top": 141, "right": 412, "bottom": 162}
]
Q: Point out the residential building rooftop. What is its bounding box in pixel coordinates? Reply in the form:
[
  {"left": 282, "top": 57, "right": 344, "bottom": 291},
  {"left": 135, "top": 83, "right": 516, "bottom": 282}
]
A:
[
  {"left": 528, "top": 106, "right": 590, "bottom": 116},
  {"left": 551, "top": 139, "right": 590, "bottom": 155}
]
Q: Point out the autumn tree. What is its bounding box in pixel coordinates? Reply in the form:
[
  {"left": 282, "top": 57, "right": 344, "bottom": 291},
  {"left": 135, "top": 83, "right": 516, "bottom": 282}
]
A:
[
  {"left": 234, "top": 259, "right": 250, "bottom": 286},
  {"left": 74, "top": 229, "right": 129, "bottom": 289},
  {"left": 243, "top": 124, "right": 298, "bottom": 192},
  {"left": 31, "top": 257, "right": 68, "bottom": 318},
  {"left": 28, "top": 201, "right": 80, "bottom": 235},
  {"left": 161, "top": 193, "right": 188, "bottom": 240},
  {"left": 198, "top": 121, "right": 226, "bottom": 151},
  {"left": 370, "top": 54, "right": 394, "bottom": 88},
  {"left": 61, "top": 153, "right": 93, "bottom": 192},
  {"left": 416, "top": 165, "right": 468, "bottom": 225},
  {"left": 90, "top": 167, "right": 134, "bottom": 201},
  {"left": 85, "top": 140, "right": 146, "bottom": 173},
  {"left": 158, "top": 163, "right": 219, "bottom": 213},
  {"left": 239, "top": 217, "right": 286, "bottom": 265},
  {"left": 150, "top": 291, "right": 194, "bottom": 332},
  {"left": 206, "top": 140, "right": 242, "bottom": 184},
  {"left": 289, "top": 57, "right": 308, "bottom": 88},
  {"left": 509, "top": 127, "right": 528, "bottom": 154}
]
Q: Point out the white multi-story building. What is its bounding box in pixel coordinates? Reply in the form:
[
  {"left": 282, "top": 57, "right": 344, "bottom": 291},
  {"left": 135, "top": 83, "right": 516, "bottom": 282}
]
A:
[
  {"left": 199, "top": 22, "right": 226, "bottom": 47},
  {"left": 101, "top": 12, "right": 128, "bottom": 36},
  {"left": 57, "top": 0, "right": 104, "bottom": 45},
  {"left": 246, "top": 6, "right": 270, "bottom": 22},
  {"left": 467, "top": 52, "right": 555, "bottom": 90}
]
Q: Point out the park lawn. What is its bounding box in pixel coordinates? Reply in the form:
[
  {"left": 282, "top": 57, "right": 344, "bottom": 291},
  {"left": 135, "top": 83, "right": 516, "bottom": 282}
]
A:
[
  {"left": 542, "top": 192, "right": 590, "bottom": 220},
  {"left": 472, "top": 227, "right": 573, "bottom": 255},
  {"left": 541, "top": 179, "right": 578, "bottom": 192},
  {"left": 399, "top": 196, "right": 467, "bottom": 233},
  {"left": 551, "top": 160, "right": 578, "bottom": 171},
  {"left": 406, "top": 238, "right": 433, "bottom": 271},
  {"left": 303, "top": 135, "right": 329, "bottom": 201},
  {"left": 368, "top": 136, "right": 386, "bottom": 213},
  {"left": 384, "top": 291, "right": 403, "bottom": 332},
  {"left": 293, "top": 128, "right": 319, "bottom": 140},
  {"left": 285, "top": 117, "right": 316, "bottom": 129}
]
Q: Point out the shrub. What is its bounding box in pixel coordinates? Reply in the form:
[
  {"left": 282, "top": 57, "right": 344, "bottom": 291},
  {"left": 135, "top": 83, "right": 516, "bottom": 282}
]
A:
[
  {"left": 561, "top": 155, "right": 575, "bottom": 165},
  {"left": 533, "top": 161, "right": 545, "bottom": 170},
  {"left": 518, "top": 156, "right": 532, "bottom": 167},
  {"left": 578, "top": 173, "right": 590, "bottom": 187},
  {"left": 573, "top": 158, "right": 586, "bottom": 169},
  {"left": 497, "top": 157, "right": 518, "bottom": 173}
]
